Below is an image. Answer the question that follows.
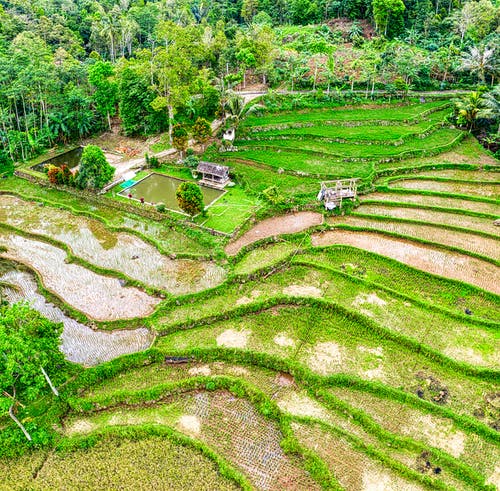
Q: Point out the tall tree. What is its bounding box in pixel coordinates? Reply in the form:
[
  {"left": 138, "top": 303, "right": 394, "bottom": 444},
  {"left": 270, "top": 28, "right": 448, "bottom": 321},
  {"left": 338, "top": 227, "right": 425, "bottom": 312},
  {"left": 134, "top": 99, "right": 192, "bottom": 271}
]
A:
[
  {"left": 149, "top": 22, "right": 199, "bottom": 143},
  {"left": 88, "top": 61, "right": 118, "bottom": 131},
  {"left": 373, "top": 0, "right": 406, "bottom": 38},
  {"left": 74, "top": 145, "right": 115, "bottom": 190},
  {"left": 0, "top": 303, "right": 64, "bottom": 441}
]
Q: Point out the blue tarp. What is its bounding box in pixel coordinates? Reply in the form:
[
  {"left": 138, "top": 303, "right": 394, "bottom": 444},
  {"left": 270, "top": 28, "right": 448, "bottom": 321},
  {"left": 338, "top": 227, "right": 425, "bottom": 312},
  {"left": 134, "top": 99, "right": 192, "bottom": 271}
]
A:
[{"left": 120, "top": 180, "right": 136, "bottom": 189}]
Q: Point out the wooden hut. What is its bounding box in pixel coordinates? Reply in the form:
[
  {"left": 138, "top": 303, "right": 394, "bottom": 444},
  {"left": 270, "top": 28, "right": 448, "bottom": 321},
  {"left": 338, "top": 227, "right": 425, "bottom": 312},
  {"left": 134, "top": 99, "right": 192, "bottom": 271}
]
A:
[
  {"left": 317, "top": 179, "right": 359, "bottom": 210},
  {"left": 197, "top": 161, "right": 230, "bottom": 188}
]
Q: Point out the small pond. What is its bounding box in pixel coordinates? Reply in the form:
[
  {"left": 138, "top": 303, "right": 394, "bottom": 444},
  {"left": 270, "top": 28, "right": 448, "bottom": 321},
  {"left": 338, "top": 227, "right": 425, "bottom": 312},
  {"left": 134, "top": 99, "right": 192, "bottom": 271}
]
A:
[
  {"left": 31, "top": 147, "right": 83, "bottom": 172},
  {"left": 118, "top": 173, "right": 224, "bottom": 213}
]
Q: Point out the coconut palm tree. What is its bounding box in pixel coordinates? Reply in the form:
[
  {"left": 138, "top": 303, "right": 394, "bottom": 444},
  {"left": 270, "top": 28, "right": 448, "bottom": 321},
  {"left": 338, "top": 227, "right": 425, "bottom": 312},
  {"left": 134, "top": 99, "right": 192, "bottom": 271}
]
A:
[
  {"left": 481, "top": 85, "right": 500, "bottom": 134},
  {"left": 453, "top": 91, "right": 490, "bottom": 131},
  {"left": 460, "top": 45, "right": 497, "bottom": 85},
  {"left": 224, "top": 92, "right": 258, "bottom": 131}
]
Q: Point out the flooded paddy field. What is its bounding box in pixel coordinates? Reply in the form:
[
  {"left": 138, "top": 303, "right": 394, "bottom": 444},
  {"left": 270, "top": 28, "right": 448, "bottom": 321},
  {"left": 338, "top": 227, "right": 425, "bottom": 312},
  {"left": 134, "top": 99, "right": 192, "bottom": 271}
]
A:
[
  {"left": 0, "top": 232, "right": 160, "bottom": 321},
  {"left": 0, "top": 268, "right": 154, "bottom": 365},
  {"left": 0, "top": 194, "right": 226, "bottom": 294}
]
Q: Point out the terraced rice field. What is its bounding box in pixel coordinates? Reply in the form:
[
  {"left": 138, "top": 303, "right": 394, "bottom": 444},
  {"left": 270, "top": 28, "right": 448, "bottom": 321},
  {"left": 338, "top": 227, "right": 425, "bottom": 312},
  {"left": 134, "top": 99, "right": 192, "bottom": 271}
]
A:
[
  {"left": 0, "top": 194, "right": 226, "bottom": 294},
  {"left": 388, "top": 178, "right": 499, "bottom": 199},
  {"left": 361, "top": 192, "right": 500, "bottom": 216},
  {"left": 0, "top": 231, "right": 160, "bottom": 320},
  {"left": 311, "top": 229, "right": 499, "bottom": 294},
  {"left": 354, "top": 204, "right": 499, "bottom": 236},
  {"left": 221, "top": 101, "right": 460, "bottom": 180},
  {"left": 327, "top": 216, "right": 499, "bottom": 260},
  {"left": 1, "top": 100, "right": 499, "bottom": 491},
  {"left": 0, "top": 269, "right": 153, "bottom": 365}
]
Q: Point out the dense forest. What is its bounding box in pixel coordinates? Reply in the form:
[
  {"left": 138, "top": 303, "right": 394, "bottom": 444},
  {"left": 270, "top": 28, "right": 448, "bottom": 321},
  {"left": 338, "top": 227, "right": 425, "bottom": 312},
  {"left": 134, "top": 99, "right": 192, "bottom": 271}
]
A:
[{"left": 0, "top": 0, "right": 498, "bottom": 166}]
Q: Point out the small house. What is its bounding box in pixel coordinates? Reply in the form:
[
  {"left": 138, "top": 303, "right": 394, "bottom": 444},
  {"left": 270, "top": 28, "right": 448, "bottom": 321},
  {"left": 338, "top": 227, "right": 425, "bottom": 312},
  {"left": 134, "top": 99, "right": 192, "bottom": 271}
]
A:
[{"left": 197, "top": 161, "right": 230, "bottom": 188}]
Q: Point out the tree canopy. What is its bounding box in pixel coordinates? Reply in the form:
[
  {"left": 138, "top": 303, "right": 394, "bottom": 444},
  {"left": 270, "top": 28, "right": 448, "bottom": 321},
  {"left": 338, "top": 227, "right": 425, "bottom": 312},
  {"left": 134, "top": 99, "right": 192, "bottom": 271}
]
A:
[
  {"left": 0, "top": 0, "right": 498, "bottom": 166},
  {"left": 0, "top": 303, "right": 64, "bottom": 439},
  {"left": 176, "top": 181, "right": 204, "bottom": 216},
  {"left": 75, "top": 145, "right": 115, "bottom": 190}
]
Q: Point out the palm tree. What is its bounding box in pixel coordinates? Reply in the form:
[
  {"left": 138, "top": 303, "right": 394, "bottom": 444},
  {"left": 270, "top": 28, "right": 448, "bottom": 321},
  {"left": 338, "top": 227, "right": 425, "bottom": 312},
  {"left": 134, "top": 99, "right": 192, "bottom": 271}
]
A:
[
  {"left": 481, "top": 85, "right": 500, "bottom": 134},
  {"left": 453, "top": 91, "right": 490, "bottom": 131},
  {"left": 224, "top": 92, "right": 258, "bottom": 132},
  {"left": 460, "top": 45, "right": 497, "bottom": 85}
]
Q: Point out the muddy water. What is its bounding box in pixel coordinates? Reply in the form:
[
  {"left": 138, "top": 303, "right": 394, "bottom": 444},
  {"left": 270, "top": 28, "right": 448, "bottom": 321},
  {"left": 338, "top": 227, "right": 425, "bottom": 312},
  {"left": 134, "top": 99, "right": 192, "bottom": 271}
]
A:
[
  {"left": 31, "top": 147, "right": 83, "bottom": 172},
  {"left": 0, "top": 232, "right": 160, "bottom": 321},
  {"left": 0, "top": 270, "right": 153, "bottom": 366},
  {"left": 0, "top": 195, "right": 225, "bottom": 294},
  {"left": 311, "top": 230, "right": 500, "bottom": 294},
  {"left": 118, "top": 174, "right": 224, "bottom": 212}
]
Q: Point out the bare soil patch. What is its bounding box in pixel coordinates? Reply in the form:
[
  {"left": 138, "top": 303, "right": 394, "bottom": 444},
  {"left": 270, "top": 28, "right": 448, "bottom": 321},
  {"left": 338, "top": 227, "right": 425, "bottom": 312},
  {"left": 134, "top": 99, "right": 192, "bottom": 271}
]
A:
[
  {"left": 277, "top": 393, "right": 329, "bottom": 420},
  {"left": 307, "top": 342, "right": 343, "bottom": 375},
  {"left": 66, "top": 420, "right": 96, "bottom": 436},
  {"left": 216, "top": 329, "right": 250, "bottom": 348},
  {"left": 177, "top": 415, "right": 201, "bottom": 436},
  {"left": 282, "top": 284, "right": 322, "bottom": 297},
  {"left": 235, "top": 289, "right": 263, "bottom": 306},
  {"left": 225, "top": 212, "right": 323, "bottom": 256},
  {"left": 188, "top": 365, "right": 212, "bottom": 376},
  {"left": 274, "top": 333, "right": 296, "bottom": 347},
  {"left": 353, "top": 292, "right": 387, "bottom": 307},
  {"left": 312, "top": 230, "right": 500, "bottom": 294}
]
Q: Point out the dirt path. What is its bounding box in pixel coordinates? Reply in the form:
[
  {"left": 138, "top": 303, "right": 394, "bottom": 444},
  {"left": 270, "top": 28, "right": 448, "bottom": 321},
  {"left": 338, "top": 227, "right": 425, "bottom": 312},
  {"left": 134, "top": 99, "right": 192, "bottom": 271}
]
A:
[
  {"left": 311, "top": 230, "right": 500, "bottom": 294},
  {"left": 225, "top": 212, "right": 323, "bottom": 256}
]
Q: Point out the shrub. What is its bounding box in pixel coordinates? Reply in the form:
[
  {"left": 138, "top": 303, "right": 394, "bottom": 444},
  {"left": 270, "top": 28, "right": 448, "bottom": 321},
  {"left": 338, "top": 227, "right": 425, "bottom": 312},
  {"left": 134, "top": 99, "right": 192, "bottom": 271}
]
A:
[
  {"left": 156, "top": 203, "right": 166, "bottom": 213},
  {"left": 149, "top": 156, "right": 160, "bottom": 168},
  {"left": 183, "top": 155, "right": 199, "bottom": 169},
  {"left": 47, "top": 164, "right": 63, "bottom": 184},
  {"left": 74, "top": 145, "right": 114, "bottom": 190},
  {"left": 176, "top": 181, "right": 204, "bottom": 216},
  {"left": 0, "top": 150, "right": 14, "bottom": 176},
  {"left": 262, "top": 185, "right": 285, "bottom": 204}
]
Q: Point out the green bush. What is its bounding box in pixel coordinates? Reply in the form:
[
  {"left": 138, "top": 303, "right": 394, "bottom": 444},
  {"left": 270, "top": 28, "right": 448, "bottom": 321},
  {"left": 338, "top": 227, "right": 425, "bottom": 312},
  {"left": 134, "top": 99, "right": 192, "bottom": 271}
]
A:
[
  {"left": 0, "top": 151, "right": 14, "bottom": 176},
  {"left": 183, "top": 155, "right": 199, "bottom": 169},
  {"left": 74, "top": 145, "right": 115, "bottom": 190},
  {"left": 176, "top": 181, "right": 204, "bottom": 216}
]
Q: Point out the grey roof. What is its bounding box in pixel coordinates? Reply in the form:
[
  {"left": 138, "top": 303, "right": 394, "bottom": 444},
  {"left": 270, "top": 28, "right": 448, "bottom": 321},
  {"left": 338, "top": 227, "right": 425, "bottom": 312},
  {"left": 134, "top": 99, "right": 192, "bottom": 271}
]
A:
[{"left": 197, "top": 161, "right": 229, "bottom": 177}]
